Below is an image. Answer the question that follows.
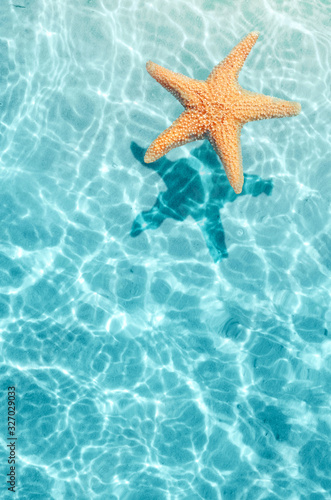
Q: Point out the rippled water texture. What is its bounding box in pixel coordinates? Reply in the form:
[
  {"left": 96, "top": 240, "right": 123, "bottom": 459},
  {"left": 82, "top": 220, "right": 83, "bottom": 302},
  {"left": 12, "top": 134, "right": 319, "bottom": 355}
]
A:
[{"left": 0, "top": 0, "right": 330, "bottom": 498}]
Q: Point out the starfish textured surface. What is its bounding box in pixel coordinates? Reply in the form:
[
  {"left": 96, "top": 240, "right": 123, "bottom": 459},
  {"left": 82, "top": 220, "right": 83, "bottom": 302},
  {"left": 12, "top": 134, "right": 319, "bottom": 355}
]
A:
[{"left": 144, "top": 32, "right": 301, "bottom": 194}]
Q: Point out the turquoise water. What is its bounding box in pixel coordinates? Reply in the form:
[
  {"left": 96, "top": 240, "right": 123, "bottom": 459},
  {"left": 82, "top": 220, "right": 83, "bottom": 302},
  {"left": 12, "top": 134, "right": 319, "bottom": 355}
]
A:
[{"left": 0, "top": 0, "right": 330, "bottom": 498}]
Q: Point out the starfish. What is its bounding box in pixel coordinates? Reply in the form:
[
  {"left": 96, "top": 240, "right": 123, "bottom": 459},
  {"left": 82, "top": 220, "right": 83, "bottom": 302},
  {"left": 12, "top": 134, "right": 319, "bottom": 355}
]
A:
[{"left": 144, "top": 31, "right": 301, "bottom": 194}]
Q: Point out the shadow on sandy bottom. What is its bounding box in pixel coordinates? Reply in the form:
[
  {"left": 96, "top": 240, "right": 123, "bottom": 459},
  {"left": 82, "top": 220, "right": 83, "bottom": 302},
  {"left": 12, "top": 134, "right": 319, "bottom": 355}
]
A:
[{"left": 130, "top": 141, "right": 273, "bottom": 262}]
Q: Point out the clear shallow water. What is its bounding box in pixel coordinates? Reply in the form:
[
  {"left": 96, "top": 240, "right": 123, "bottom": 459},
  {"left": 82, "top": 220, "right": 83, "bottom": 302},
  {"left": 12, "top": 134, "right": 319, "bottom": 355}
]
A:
[{"left": 0, "top": 0, "right": 330, "bottom": 498}]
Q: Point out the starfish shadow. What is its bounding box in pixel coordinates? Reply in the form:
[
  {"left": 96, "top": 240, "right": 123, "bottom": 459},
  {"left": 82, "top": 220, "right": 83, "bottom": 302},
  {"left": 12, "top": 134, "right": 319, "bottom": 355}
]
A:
[{"left": 130, "top": 142, "right": 273, "bottom": 262}]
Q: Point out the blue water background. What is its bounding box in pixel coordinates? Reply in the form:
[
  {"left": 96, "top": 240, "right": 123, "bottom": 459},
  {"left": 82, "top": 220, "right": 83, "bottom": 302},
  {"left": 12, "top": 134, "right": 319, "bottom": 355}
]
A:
[{"left": 0, "top": 0, "right": 330, "bottom": 498}]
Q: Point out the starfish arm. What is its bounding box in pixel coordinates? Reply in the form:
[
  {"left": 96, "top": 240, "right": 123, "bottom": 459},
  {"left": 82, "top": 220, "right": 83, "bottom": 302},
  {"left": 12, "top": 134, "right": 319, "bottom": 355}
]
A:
[
  {"left": 144, "top": 110, "right": 206, "bottom": 163},
  {"left": 209, "top": 120, "right": 244, "bottom": 194},
  {"left": 146, "top": 61, "right": 196, "bottom": 107},
  {"left": 236, "top": 92, "right": 301, "bottom": 122},
  {"left": 207, "top": 31, "right": 260, "bottom": 83}
]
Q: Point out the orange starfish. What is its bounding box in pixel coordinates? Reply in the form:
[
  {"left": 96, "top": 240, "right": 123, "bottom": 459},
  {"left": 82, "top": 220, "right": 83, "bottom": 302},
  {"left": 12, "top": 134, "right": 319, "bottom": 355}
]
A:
[{"left": 144, "top": 31, "right": 301, "bottom": 194}]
